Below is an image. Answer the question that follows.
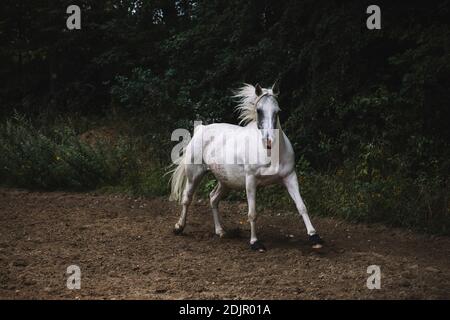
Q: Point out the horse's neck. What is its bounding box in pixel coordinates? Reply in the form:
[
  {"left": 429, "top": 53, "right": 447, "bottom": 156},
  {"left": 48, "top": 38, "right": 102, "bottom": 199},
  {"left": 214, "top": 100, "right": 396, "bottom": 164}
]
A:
[{"left": 276, "top": 117, "right": 282, "bottom": 132}]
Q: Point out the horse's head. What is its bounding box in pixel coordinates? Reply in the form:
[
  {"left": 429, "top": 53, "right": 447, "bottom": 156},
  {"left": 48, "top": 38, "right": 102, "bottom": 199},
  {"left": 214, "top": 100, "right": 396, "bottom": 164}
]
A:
[{"left": 254, "top": 83, "right": 280, "bottom": 150}]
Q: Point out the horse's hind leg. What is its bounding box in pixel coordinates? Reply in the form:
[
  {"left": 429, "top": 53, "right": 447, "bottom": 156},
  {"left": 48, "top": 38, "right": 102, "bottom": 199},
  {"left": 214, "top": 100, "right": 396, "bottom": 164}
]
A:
[
  {"left": 174, "top": 165, "right": 205, "bottom": 234},
  {"left": 209, "top": 181, "right": 228, "bottom": 237}
]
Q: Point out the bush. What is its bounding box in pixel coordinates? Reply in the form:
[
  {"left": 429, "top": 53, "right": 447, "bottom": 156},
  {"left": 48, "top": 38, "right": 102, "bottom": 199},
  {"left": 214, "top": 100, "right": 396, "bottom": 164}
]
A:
[
  {"left": 0, "top": 115, "right": 137, "bottom": 191},
  {"left": 298, "top": 169, "right": 449, "bottom": 235}
]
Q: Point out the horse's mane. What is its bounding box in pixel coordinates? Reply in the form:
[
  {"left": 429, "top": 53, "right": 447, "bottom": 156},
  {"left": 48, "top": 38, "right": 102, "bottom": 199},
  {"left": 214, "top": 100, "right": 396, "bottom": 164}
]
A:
[{"left": 233, "top": 84, "right": 275, "bottom": 125}]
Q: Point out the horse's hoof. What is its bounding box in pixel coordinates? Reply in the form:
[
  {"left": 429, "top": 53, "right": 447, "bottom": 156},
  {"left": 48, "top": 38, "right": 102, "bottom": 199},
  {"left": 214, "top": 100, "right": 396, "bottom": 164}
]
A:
[
  {"left": 309, "top": 234, "right": 324, "bottom": 249},
  {"left": 250, "top": 240, "right": 266, "bottom": 252},
  {"left": 173, "top": 225, "right": 184, "bottom": 235},
  {"left": 216, "top": 230, "right": 226, "bottom": 238}
]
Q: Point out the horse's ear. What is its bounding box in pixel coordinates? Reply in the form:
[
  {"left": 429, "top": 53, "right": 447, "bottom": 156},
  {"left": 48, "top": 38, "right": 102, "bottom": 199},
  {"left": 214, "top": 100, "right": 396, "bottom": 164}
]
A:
[
  {"left": 272, "top": 81, "right": 280, "bottom": 96},
  {"left": 255, "top": 83, "right": 263, "bottom": 96}
]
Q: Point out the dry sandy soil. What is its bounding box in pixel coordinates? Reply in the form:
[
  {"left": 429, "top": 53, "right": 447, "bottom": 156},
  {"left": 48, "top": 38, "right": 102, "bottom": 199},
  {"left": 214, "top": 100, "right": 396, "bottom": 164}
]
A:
[{"left": 0, "top": 188, "right": 449, "bottom": 299}]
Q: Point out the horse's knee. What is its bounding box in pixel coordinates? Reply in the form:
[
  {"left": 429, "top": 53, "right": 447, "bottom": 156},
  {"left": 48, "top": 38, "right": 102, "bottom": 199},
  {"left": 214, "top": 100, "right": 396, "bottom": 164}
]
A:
[
  {"left": 182, "top": 192, "right": 193, "bottom": 205},
  {"left": 297, "top": 204, "right": 307, "bottom": 216},
  {"left": 248, "top": 210, "right": 257, "bottom": 222}
]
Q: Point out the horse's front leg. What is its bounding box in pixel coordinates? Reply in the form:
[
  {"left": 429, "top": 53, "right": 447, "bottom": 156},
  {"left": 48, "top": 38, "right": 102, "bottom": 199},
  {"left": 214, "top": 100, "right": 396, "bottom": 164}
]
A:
[
  {"left": 283, "top": 171, "right": 323, "bottom": 249},
  {"left": 246, "top": 174, "right": 266, "bottom": 252}
]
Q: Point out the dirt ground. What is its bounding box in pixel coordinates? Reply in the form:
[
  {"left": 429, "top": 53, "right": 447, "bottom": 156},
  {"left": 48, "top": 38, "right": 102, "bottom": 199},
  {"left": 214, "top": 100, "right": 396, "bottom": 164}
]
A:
[{"left": 0, "top": 188, "right": 449, "bottom": 299}]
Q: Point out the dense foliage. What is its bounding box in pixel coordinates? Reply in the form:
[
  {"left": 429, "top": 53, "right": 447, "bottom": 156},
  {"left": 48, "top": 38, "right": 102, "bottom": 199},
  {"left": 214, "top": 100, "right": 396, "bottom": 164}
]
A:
[{"left": 0, "top": 1, "right": 449, "bottom": 233}]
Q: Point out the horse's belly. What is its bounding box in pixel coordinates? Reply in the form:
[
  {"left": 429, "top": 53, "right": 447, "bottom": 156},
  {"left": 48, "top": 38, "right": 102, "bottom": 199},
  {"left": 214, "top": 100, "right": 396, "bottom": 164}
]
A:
[{"left": 208, "top": 164, "right": 246, "bottom": 189}]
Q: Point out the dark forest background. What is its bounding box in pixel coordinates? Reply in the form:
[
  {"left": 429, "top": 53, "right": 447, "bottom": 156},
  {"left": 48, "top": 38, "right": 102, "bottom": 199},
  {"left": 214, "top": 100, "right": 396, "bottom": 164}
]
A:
[{"left": 0, "top": 0, "right": 449, "bottom": 234}]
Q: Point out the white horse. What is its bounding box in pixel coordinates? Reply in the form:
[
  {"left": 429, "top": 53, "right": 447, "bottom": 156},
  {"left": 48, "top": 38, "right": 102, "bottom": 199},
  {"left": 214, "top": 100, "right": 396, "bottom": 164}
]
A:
[{"left": 170, "top": 83, "right": 323, "bottom": 251}]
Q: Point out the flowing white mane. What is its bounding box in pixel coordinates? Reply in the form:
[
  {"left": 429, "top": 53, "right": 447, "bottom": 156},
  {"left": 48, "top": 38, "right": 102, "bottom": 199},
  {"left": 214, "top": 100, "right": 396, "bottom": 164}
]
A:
[{"left": 233, "top": 84, "right": 275, "bottom": 125}]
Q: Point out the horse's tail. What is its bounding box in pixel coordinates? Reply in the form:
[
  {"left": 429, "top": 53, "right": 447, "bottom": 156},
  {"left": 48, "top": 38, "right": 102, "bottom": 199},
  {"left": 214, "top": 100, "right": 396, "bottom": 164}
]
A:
[{"left": 169, "top": 152, "right": 187, "bottom": 203}]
